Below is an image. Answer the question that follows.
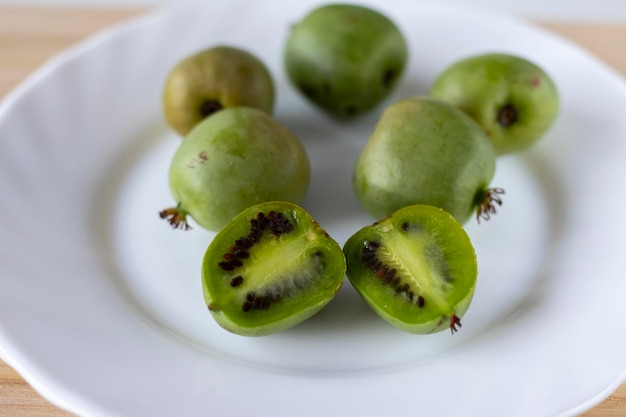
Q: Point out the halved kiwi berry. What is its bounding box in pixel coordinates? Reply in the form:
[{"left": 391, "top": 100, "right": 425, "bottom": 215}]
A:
[
  {"left": 343, "top": 204, "right": 477, "bottom": 334},
  {"left": 202, "top": 201, "right": 346, "bottom": 336}
]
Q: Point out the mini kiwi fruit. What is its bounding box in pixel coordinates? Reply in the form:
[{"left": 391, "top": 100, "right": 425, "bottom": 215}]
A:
[
  {"left": 159, "top": 107, "right": 310, "bottom": 232},
  {"left": 202, "top": 201, "right": 346, "bottom": 336},
  {"left": 343, "top": 204, "right": 477, "bottom": 334},
  {"left": 284, "top": 4, "right": 408, "bottom": 119},
  {"left": 353, "top": 96, "right": 504, "bottom": 224},
  {"left": 430, "top": 52, "right": 559, "bottom": 154},
  {"left": 163, "top": 45, "right": 275, "bottom": 136}
]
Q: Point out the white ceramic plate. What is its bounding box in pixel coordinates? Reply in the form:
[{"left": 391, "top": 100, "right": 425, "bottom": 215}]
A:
[{"left": 1, "top": 1, "right": 625, "bottom": 416}]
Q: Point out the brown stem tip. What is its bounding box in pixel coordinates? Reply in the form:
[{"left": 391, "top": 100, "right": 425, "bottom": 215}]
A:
[
  {"left": 450, "top": 314, "right": 462, "bottom": 334},
  {"left": 476, "top": 187, "right": 505, "bottom": 223},
  {"left": 159, "top": 207, "right": 191, "bottom": 231}
]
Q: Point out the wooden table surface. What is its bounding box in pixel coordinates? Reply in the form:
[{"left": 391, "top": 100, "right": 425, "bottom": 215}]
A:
[{"left": 0, "top": 6, "right": 625, "bottom": 417}]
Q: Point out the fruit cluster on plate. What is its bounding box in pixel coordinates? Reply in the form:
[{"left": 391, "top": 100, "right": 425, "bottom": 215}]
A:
[{"left": 158, "top": 3, "right": 559, "bottom": 337}]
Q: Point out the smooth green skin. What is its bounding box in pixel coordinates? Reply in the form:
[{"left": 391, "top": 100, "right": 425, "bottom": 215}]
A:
[
  {"left": 430, "top": 53, "right": 559, "bottom": 155},
  {"left": 284, "top": 4, "right": 408, "bottom": 119},
  {"left": 353, "top": 97, "right": 496, "bottom": 224},
  {"left": 202, "top": 201, "right": 346, "bottom": 336},
  {"left": 163, "top": 46, "right": 275, "bottom": 136},
  {"left": 343, "top": 205, "right": 477, "bottom": 334},
  {"left": 168, "top": 108, "right": 310, "bottom": 232}
]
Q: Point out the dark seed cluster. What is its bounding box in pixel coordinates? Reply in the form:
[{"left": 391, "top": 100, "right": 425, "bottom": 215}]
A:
[
  {"left": 242, "top": 290, "right": 280, "bottom": 312},
  {"left": 218, "top": 210, "right": 295, "bottom": 272},
  {"left": 216, "top": 210, "right": 300, "bottom": 313},
  {"left": 230, "top": 275, "right": 244, "bottom": 287},
  {"left": 361, "top": 240, "right": 425, "bottom": 307},
  {"left": 400, "top": 221, "right": 426, "bottom": 234},
  {"left": 241, "top": 270, "right": 316, "bottom": 313}
]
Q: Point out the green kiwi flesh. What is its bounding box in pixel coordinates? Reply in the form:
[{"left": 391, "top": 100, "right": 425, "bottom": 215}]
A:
[
  {"left": 343, "top": 204, "right": 477, "bottom": 334},
  {"left": 202, "top": 201, "right": 346, "bottom": 336}
]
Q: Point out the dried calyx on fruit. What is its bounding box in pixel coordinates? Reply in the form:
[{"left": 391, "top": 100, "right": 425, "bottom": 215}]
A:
[{"left": 162, "top": 45, "right": 275, "bottom": 136}]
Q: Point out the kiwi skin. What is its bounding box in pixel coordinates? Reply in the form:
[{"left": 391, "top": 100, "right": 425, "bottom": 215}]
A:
[
  {"left": 353, "top": 96, "right": 500, "bottom": 225},
  {"left": 163, "top": 45, "right": 275, "bottom": 136},
  {"left": 284, "top": 4, "right": 408, "bottom": 119},
  {"left": 343, "top": 204, "right": 477, "bottom": 334},
  {"left": 160, "top": 107, "right": 310, "bottom": 232},
  {"left": 202, "top": 201, "right": 346, "bottom": 337}
]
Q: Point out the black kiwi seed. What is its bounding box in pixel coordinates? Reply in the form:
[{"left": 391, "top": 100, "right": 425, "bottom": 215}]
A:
[
  {"left": 375, "top": 265, "right": 388, "bottom": 278},
  {"left": 417, "top": 296, "right": 425, "bottom": 308},
  {"left": 218, "top": 261, "right": 235, "bottom": 271},
  {"left": 230, "top": 276, "right": 244, "bottom": 287},
  {"left": 229, "top": 259, "right": 243, "bottom": 268},
  {"left": 248, "top": 228, "right": 262, "bottom": 243},
  {"left": 360, "top": 240, "right": 427, "bottom": 306},
  {"left": 268, "top": 212, "right": 295, "bottom": 235},
  {"left": 362, "top": 241, "right": 381, "bottom": 271},
  {"left": 383, "top": 269, "right": 396, "bottom": 283},
  {"left": 218, "top": 210, "right": 296, "bottom": 272},
  {"left": 235, "top": 237, "right": 253, "bottom": 249},
  {"left": 400, "top": 221, "right": 426, "bottom": 234},
  {"left": 239, "top": 273, "right": 314, "bottom": 313},
  {"left": 236, "top": 250, "right": 250, "bottom": 259}
]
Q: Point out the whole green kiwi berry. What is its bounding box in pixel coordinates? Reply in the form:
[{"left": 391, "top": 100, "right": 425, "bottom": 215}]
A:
[
  {"left": 163, "top": 45, "right": 275, "bottom": 136},
  {"left": 343, "top": 204, "right": 477, "bottom": 334},
  {"left": 160, "top": 107, "right": 310, "bottom": 232},
  {"left": 202, "top": 201, "right": 346, "bottom": 336},
  {"left": 430, "top": 52, "right": 559, "bottom": 154},
  {"left": 353, "top": 96, "right": 503, "bottom": 224},
  {"left": 284, "top": 4, "right": 408, "bottom": 119}
]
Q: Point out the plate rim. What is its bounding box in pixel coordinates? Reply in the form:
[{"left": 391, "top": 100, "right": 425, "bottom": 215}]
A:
[{"left": 1, "top": 1, "right": 626, "bottom": 416}]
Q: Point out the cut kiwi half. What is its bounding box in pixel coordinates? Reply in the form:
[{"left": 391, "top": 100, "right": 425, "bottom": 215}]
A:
[
  {"left": 343, "top": 204, "right": 477, "bottom": 334},
  {"left": 202, "top": 201, "right": 346, "bottom": 336}
]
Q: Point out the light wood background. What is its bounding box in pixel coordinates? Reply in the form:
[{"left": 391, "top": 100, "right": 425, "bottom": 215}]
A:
[{"left": 0, "top": 6, "right": 624, "bottom": 417}]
